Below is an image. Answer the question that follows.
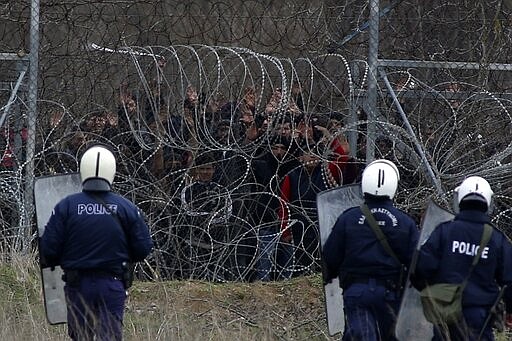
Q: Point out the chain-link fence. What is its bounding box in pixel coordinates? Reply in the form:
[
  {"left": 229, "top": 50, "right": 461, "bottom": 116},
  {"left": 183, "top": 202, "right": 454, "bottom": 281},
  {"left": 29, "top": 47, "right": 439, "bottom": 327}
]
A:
[{"left": 1, "top": 0, "right": 512, "bottom": 283}]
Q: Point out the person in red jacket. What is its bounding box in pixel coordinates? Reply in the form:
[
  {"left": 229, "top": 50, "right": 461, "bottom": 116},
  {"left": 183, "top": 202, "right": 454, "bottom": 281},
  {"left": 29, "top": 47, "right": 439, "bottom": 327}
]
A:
[{"left": 278, "top": 125, "right": 352, "bottom": 277}]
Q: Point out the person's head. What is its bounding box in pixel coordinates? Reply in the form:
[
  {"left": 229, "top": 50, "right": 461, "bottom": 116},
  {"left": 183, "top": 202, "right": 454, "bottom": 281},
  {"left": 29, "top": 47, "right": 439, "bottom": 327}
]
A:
[
  {"left": 269, "top": 135, "right": 291, "bottom": 161},
  {"left": 376, "top": 136, "right": 393, "bottom": 157},
  {"left": 274, "top": 115, "right": 292, "bottom": 138},
  {"left": 191, "top": 153, "right": 216, "bottom": 182},
  {"left": 67, "top": 130, "right": 87, "bottom": 151},
  {"left": 327, "top": 118, "right": 342, "bottom": 133},
  {"left": 214, "top": 120, "right": 231, "bottom": 144},
  {"left": 163, "top": 147, "right": 186, "bottom": 171},
  {"left": 205, "top": 94, "right": 222, "bottom": 115},
  {"left": 361, "top": 159, "right": 400, "bottom": 199},
  {"left": 455, "top": 176, "right": 493, "bottom": 212},
  {"left": 80, "top": 145, "right": 116, "bottom": 191}
]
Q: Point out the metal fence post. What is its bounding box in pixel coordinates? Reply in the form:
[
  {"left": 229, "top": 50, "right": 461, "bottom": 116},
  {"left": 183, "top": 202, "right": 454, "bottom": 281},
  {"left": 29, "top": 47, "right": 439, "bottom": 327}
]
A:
[
  {"left": 366, "top": 0, "right": 380, "bottom": 164},
  {"left": 23, "top": 0, "right": 40, "bottom": 253}
]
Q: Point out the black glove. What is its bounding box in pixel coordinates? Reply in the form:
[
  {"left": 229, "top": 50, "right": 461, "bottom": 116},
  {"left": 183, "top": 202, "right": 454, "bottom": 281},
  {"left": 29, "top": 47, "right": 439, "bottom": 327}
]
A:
[
  {"left": 38, "top": 252, "right": 56, "bottom": 271},
  {"left": 323, "top": 276, "right": 333, "bottom": 286},
  {"left": 320, "top": 257, "right": 334, "bottom": 286}
]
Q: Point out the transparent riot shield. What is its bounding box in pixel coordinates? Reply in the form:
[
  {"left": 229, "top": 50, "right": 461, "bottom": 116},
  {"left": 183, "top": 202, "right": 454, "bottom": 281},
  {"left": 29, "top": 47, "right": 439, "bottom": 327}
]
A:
[
  {"left": 395, "top": 200, "right": 454, "bottom": 340},
  {"left": 34, "top": 173, "right": 82, "bottom": 325},
  {"left": 317, "top": 183, "right": 363, "bottom": 336}
]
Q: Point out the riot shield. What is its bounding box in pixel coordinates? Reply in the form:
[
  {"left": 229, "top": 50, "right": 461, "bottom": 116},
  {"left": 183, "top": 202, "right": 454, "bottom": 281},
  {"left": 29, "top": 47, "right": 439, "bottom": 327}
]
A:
[
  {"left": 317, "top": 183, "right": 363, "bottom": 336},
  {"left": 34, "top": 173, "right": 82, "bottom": 325},
  {"left": 395, "top": 200, "right": 454, "bottom": 340}
]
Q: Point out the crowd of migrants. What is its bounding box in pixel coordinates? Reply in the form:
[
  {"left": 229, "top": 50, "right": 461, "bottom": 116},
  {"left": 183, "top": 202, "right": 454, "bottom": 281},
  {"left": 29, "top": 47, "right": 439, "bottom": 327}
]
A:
[{"left": 0, "top": 73, "right": 422, "bottom": 282}]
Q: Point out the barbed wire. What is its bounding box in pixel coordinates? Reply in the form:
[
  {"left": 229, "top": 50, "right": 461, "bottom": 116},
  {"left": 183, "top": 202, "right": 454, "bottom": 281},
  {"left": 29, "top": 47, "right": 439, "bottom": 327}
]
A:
[{"left": 1, "top": 1, "right": 512, "bottom": 283}]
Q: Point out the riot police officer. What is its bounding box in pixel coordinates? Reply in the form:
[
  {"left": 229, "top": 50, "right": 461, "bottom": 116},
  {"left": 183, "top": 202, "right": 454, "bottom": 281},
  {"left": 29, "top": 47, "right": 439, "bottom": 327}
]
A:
[
  {"left": 414, "top": 176, "right": 512, "bottom": 340},
  {"left": 40, "top": 145, "right": 153, "bottom": 341},
  {"left": 323, "top": 159, "right": 419, "bottom": 340}
]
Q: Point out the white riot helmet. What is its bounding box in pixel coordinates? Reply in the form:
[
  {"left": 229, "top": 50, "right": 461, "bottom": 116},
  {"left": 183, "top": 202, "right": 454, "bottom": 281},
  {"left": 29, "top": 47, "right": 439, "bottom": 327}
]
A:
[
  {"left": 361, "top": 159, "right": 400, "bottom": 199},
  {"left": 455, "top": 176, "right": 493, "bottom": 209},
  {"left": 80, "top": 145, "right": 116, "bottom": 191}
]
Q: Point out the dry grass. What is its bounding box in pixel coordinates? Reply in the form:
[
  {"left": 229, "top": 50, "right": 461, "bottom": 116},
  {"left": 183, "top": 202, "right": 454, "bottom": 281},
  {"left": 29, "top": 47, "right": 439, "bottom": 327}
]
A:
[
  {"left": 123, "top": 275, "right": 331, "bottom": 340},
  {"left": 1, "top": 254, "right": 509, "bottom": 340},
  {"left": 0, "top": 254, "right": 332, "bottom": 340}
]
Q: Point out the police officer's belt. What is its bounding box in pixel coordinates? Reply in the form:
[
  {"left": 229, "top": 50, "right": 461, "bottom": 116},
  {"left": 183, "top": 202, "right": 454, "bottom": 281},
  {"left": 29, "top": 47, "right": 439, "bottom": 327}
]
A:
[
  {"left": 62, "top": 269, "right": 121, "bottom": 287},
  {"left": 78, "top": 269, "right": 120, "bottom": 277},
  {"left": 344, "top": 276, "right": 402, "bottom": 291}
]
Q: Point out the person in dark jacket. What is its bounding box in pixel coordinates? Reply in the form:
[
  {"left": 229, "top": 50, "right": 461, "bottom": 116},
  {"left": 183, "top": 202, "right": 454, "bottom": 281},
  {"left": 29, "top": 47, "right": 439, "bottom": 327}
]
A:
[
  {"left": 323, "top": 159, "right": 419, "bottom": 341},
  {"left": 251, "top": 135, "right": 299, "bottom": 281},
  {"left": 40, "top": 145, "right": 154, "bottom": 341},
  {"left": 414, "top": 176, "right": 512, "bottom": 340}
]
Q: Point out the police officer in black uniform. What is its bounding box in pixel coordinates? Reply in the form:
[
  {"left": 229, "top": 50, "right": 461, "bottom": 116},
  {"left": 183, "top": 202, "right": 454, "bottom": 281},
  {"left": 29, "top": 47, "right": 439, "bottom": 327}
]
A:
[
  {"left": 323, "top": 159, "right": 419, "bottom": 340},
  {"left": 414, "top": 176, "right": 512, "bottom": 340},
  {"left": 40, "top": 145, "right": 153, "bottom": 341}
]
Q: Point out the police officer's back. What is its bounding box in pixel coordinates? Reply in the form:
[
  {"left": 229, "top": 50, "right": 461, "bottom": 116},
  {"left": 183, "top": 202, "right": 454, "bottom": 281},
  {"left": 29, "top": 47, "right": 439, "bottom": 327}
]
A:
[
  {"left": 323, "top": 159, "right": 419, "bottom": 341},
  {"left": 415, "top": 176, "right": 512, "bottom": 340},
  {"left": 40, "top": 145, "right": 153, "bottom": 341}
]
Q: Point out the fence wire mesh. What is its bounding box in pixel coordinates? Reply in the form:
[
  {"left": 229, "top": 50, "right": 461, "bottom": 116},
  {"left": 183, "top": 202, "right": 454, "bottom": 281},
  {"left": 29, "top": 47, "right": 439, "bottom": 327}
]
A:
[{"left": 0, "top": 0, "right": 512, "bottom": 288}]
